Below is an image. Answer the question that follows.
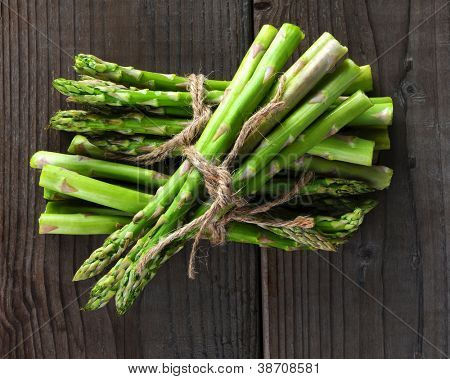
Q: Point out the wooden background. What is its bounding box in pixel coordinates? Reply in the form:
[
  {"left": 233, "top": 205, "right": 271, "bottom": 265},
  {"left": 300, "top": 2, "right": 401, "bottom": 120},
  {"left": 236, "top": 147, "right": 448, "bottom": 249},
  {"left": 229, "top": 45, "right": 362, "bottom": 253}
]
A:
[{"left": 1, "top": 0, "right": 449, "bottom": 358}]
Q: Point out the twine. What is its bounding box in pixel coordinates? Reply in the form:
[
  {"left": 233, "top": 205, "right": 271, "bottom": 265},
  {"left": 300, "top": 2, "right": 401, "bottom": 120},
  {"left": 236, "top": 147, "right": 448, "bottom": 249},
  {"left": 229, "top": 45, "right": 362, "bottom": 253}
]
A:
[
  {"left": 127, "top": 74, "right": 212, "bottom": 165},
  {"left": 134, "top": 74, "right": 314, "bottom": 278}
]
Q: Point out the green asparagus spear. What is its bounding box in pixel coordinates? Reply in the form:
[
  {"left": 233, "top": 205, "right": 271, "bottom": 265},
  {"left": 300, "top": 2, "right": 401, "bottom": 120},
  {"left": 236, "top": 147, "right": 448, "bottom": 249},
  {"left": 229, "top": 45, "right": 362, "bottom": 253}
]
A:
[
  {"left": 67, "top": 134, "right": 167, "bottom": 159},
  {"left": 289, "top": 155, "right": 393, "bottom": 190},
  {"left": 331, "top": 96, "right": 393, "bottom": 127},
  {"left": 39, "top": 213, "right": 131, "bottom": 235},
  {"left": 53, "top": 77, "right": 224, "bottom": 108},
  {"left": 307, "top": 135, "right": 375, "bottom": 166},
  {"left": 314, "top": 199, "right": 377, "bottom": 240},
  {"left": 74, "top": 54, "right": 229, "bottom": 91},
  {"left": 73, "top": 56, "right": 373, "bottom": 96},
  {"left": 343, "top": 65, "right": 372, "bottom": 94},
  {"left": 39, "top": 165, "right": 152, "bottom": 213},
  {"left": 342, "top": 127, "right": 391, "bottom": 150},
  {"left": 45, "top": 201, "right": 131, "bottom": 216},
  {"left": 43, "top": 188, "right": 72, "bottom": 201},
  {"left": 259, "top": 177, "right": 375, "bottom": 198},
  {"left": 40, "top": 201, "right": 300, "bottom": 251},
  {"left": 50, "top": 110, "right": 190, "bottom": 136},
  {"left": 31, "top": 151, "right": 168, "bottom": 189}
]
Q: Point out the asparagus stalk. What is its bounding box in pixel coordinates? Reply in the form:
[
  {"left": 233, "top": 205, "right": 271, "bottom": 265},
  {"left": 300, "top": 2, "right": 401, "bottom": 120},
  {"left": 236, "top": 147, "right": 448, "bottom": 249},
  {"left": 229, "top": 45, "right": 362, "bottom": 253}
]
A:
[
  {"left": 343, "top": 128, "right": 391, "bottom": 150},
  {"left": 289, "top": 156, "right": 393, "bottom": 190},
  {"left": 74, "top": 24, "right": 283, "bottom": 281},
  {"left": 45, "top": 201, "right": 131, "bottom": 216},
  {"left": 299, "top": 196, "right": 375, "bottom": 214},
  {"left": 53, "top": 77, "right": 224, "bottom": 108},
  {"left": 347, "top": 103, "right": 393, "bottom": 126},
  {"left": 67, "top": 134, "right": 167, "bottom": 159},
  {"left": 307, "top": 135, "right": 375, "bottom": 166},
  {"left": 49, "top": 97, "right": 387, "bottom": 139},
  {"left": 50, "top": 110, "right": 190, "bottom": 136},
  {"left": 40, "top": 201, "right": 301, "bottom": 251},
  {"left": 259, "top": 177, "right": 375, "bottom": 199},
  {"left": 40, "top": 211, "right": 303, "bottom": 251},
  {"left": 314, "top": 198, "right": 377, "bottom": 240},
  {"left": 39, "top": 165, "right": 152, "bottom": 213},
  {"left": 39, "top": 213, "right": 131, "bottom": 235},
  {"left": 343, "top": 65, "right": 372, "bottom": 94},
  {"left": 43, "top": 188, "right": 71, "bottom": 201},
  {"left": 332, "top": 96, "right": 393, "bottom": 127},
  {"left": 74, "top": 54, "right": 229, "bottom": 91},
  {"left": 31, "top": 151, "right": 168, "bottom": 189},
  {"left": 39, "top": 168, "right": 155, "bottom": 213}
]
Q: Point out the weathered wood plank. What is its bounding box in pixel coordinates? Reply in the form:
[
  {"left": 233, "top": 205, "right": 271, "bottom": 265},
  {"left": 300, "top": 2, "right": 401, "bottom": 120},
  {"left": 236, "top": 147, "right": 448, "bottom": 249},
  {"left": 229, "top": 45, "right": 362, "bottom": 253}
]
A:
[
  {"left": 256, "top": 0, "right": 449, "bottom": 358},
  {"left": 0, "top": 0, "right": 260, "bottom": 358},
  {"left": 394, "top": 0, "right": 449, "bottom": 358}
]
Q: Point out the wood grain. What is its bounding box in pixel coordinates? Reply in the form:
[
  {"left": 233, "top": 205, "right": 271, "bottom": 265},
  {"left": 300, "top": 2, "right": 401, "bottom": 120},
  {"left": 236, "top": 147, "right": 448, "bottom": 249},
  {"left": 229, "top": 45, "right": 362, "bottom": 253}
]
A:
[
  {"left": 0, "top": 0, "right": 260, "bottom": 358},
  {"left": 256, "top": 0, "right": 450, "bottom": 358}
]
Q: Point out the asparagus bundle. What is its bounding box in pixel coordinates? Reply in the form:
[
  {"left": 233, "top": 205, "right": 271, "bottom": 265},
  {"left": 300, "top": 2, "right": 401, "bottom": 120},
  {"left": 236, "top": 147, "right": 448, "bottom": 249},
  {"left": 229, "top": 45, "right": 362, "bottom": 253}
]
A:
[
  {"left": 84, "top": 41, "right": 383, "bottom": 312},
  {"left": 111, "top": 63, "right": 370, "bottom": 311},
  {"left": 77, "top": 23, "right": 306, "bottom": 294},
  {"left": 30, "top": 23, "right": 395, "bottom": 315}
]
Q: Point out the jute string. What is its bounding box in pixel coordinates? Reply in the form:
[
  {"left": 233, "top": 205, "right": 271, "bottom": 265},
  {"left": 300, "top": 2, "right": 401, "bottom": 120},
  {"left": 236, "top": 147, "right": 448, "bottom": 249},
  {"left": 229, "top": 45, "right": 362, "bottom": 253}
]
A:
[
  {"left": 131, "top": 74, "right": 315, "bottom": 278},
  {"left": 127, "top": 74, "right": 212, "bottom": 165}
]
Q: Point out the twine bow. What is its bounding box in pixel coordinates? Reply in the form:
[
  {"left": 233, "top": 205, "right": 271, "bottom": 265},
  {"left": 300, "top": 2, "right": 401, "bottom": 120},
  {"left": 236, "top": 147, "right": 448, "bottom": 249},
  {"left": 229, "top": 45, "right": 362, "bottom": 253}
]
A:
[{"left": 134, "top": 74, "right": 315, "bottom": 278}]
